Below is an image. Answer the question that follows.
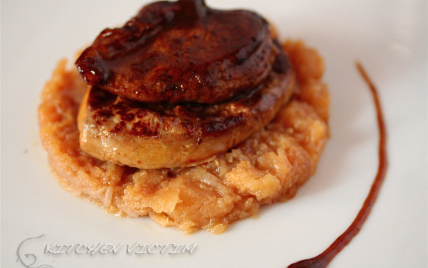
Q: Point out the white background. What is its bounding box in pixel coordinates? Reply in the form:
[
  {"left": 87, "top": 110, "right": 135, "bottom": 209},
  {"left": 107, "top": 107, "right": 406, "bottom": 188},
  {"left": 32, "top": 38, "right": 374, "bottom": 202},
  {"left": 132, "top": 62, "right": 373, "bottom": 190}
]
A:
[{"left": 2, "top": 0, "right": 427, "bottom": 267}]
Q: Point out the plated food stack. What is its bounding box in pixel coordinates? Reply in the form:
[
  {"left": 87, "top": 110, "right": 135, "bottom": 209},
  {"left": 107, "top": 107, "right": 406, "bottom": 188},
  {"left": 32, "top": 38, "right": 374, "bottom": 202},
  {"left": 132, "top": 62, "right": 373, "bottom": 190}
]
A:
[{"left": 39, "top": 0, "right": 330, "bottom": 233}]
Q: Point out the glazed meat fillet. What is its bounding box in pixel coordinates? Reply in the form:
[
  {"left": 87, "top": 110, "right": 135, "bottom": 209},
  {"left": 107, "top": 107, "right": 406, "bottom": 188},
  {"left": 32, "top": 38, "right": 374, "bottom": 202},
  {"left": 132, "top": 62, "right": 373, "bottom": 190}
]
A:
[
  {"left": 76, "top": 0, "right": 278, "bottom": 104},
  {"left": 76, "top": 0, "right": 297, "bottom": 169}
]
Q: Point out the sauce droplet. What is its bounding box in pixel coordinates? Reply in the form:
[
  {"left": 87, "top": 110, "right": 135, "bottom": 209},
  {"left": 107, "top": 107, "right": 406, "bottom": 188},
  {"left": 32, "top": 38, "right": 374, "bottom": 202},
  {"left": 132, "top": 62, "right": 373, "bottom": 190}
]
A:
[{"left": 287, "top": 62, "right": 388, "bottom": 268}]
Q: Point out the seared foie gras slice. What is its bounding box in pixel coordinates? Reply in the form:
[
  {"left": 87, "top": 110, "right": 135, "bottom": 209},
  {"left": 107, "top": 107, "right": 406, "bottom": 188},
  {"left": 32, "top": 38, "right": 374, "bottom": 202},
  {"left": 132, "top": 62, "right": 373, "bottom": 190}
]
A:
[
  {"left": 78, "top": 69, "right": 297, "bottom": 169},
  {"left": 75, "top": 0, "right": 276, "bottom": 104}
]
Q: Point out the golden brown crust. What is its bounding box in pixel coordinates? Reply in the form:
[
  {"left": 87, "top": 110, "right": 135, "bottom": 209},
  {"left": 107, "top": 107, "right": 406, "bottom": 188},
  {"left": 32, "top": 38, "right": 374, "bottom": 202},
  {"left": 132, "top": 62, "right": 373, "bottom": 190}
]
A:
[
  {"left": 77, "top": 66, "right": 296, "bottom": 169},
  {"left": 39, "top": 40, "right": 329, "bottom": 233}
]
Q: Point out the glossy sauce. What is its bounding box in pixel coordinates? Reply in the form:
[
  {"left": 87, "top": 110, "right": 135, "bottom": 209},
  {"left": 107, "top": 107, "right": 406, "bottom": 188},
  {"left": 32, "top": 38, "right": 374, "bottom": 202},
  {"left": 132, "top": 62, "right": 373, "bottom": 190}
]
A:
[
  {"left": 287, "top": 62, "right": 388, "bottom": 268},
  {"left": 75, "top": 0, "right": 279, "bottom": 104}
]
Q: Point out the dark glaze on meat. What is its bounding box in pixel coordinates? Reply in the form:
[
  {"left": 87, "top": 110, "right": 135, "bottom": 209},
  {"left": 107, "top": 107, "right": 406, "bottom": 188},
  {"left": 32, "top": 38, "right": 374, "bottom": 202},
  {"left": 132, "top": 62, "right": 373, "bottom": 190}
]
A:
[{"left": 75, "top": 0, "right": 277, "bottom": 104}]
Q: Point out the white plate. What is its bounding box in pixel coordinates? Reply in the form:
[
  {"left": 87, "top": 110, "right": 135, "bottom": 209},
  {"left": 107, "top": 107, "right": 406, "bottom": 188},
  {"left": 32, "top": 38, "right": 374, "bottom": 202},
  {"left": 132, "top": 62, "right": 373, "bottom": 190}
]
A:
[{"left": 2, "top": 0, "right": 427, "bottom": 267}]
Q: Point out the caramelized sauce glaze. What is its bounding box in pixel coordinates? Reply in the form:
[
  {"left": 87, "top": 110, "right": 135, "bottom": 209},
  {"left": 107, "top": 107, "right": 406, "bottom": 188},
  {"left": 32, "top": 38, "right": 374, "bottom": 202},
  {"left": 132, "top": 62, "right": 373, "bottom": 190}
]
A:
[
  {"left": 287, "top": 62, "right": 388, "bottom": 268},
  {"left": 76, "top": 0, "right": 281, "bottom": 104}
]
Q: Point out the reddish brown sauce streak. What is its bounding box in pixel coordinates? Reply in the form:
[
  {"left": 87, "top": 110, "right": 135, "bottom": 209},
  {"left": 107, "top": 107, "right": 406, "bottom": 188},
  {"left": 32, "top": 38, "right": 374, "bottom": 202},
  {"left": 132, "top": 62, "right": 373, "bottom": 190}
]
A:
[{"left": 287, "top": 62, "right": 388, "bottom": 268}]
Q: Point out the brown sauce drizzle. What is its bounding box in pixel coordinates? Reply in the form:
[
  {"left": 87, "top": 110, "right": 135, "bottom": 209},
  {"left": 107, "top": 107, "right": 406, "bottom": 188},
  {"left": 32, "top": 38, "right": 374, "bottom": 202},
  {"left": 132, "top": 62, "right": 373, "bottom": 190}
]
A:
[{"left": 287, "top": 62, "right": 388, "bottom": 268}]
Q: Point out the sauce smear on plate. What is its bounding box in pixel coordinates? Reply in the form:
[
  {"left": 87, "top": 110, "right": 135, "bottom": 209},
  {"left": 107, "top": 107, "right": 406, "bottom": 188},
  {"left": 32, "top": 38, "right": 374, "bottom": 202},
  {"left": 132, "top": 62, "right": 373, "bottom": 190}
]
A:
[{"left": 287, "top": 62, "right": 388, "bottom": 268}]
